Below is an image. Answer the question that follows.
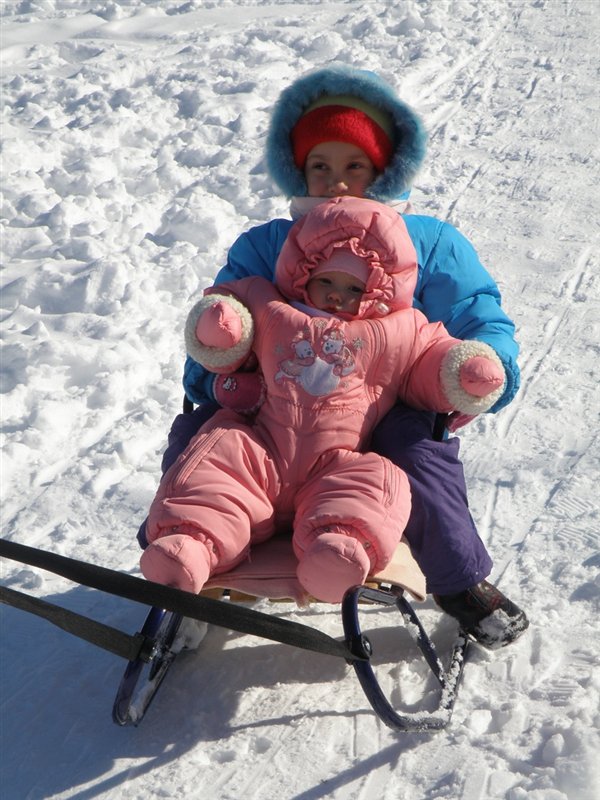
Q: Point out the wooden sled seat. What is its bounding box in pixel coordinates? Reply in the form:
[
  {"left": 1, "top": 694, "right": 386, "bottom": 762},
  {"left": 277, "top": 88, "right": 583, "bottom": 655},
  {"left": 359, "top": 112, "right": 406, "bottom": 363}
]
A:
[{"left": 202, "top": 535, "right": 426, "bottom": 604}]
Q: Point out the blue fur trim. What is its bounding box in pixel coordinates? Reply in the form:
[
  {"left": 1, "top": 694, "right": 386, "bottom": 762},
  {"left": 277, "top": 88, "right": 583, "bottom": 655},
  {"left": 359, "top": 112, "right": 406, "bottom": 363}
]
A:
[{"left": 266, "top": 64, "right": 427, "bottom": 202}]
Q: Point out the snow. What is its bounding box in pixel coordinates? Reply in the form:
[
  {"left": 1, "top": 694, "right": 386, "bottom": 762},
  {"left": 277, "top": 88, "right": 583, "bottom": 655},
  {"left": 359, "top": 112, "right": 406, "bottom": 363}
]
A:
[{"left": 1, "top": 0, "right": 599, "bottom": 798}]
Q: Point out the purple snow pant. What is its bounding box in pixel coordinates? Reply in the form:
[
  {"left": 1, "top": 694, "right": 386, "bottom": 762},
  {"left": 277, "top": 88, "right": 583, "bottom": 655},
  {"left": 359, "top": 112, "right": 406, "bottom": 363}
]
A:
[
  {"left": 370, "top": 403, "right": 492, "bottom": 594},
  {"left": 137, "top": 400, "right": 492, "bottom": 595}
]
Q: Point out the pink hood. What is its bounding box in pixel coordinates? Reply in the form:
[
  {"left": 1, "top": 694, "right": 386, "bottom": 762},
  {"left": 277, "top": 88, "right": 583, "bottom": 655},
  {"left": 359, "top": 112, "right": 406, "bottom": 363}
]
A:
[{"left": 275, "top": 197, "right": 418, "bottom": 320}]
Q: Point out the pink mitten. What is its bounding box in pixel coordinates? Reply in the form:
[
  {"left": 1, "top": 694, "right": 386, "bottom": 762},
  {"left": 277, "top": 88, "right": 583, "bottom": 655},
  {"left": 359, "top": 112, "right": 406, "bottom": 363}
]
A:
[
  {"left": 195, "top": 301, "right": 242, "bottom": 348},
  {"left": 213, "top": 371, "right": 266, "bottom": 414},
  {"left": 459, "top": 356, "right": 505, "bottom": 398}
]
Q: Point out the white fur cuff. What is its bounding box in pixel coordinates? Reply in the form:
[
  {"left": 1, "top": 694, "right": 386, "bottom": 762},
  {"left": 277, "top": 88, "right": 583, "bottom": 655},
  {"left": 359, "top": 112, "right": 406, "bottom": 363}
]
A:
[
  {"left": 184, "top": 294, "right": 254, "bottom": 372},
  {"left": 440, "top": 340, "right": 506, "bottom": 415}
]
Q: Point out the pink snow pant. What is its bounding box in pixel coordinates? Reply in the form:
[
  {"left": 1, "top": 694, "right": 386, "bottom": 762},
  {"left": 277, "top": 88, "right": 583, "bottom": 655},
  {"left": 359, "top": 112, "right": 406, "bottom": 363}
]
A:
[{"left": 143, "top": 410, "right": 412, "bottom": 601}]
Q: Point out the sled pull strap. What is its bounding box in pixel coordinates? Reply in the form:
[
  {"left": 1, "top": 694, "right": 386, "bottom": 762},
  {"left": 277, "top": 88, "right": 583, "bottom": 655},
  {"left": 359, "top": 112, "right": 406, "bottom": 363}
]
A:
[
  {"left": 0, "top": 586, "right": 150, "bottom": 662},
  {"left": 0, "top": 539, "right": 363, "bottom": 662}
]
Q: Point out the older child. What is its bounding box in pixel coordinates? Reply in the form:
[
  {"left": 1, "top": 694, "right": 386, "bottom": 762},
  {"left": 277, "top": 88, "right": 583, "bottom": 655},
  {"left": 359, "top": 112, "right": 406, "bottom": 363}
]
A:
[
  {"left": 142, "top": 64, "right": 527, "bottom": 648},
  {"left": 142, "top": 198, "right": 517, "bottom": 649}
]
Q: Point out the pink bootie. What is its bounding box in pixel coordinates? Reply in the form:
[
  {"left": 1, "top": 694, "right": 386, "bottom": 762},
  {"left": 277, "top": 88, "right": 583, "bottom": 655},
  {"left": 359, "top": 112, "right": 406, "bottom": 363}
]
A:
[
  {"left": 296, "top": 528, "right": 373, "bottom": 603},
  {"left": 140, "top": 533, "right": 213, "bottom": 593}
]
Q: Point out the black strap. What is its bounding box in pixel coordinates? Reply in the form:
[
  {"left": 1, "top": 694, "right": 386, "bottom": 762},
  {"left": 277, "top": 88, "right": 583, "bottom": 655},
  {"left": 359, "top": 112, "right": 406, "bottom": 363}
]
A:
[
  {"left": 0, "top": 585, "right": 149, "bottom": 661},
  {"left": 432, "top": 413, "right": 448, "bottom": 442},
  {"left": 0, "top": 539, "right": 361, "bottom": 662}
]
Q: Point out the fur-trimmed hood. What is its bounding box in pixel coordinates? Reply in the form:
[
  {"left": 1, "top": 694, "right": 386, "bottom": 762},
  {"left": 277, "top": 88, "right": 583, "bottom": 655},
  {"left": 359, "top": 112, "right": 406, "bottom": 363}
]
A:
[
  {"left": 266, "top": 64, "right": 427, "bottom": 203},
  {"left": 275, "top": 197, "right": 418, "bottom": 320}
]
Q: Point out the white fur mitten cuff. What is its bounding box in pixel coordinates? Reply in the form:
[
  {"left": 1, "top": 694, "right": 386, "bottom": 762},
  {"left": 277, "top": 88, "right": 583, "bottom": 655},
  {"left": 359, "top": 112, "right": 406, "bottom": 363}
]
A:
[
  {"left": 441, "top": 340, "right": 506, "bottom": 415},
  {"left": 184, "top": 294, "right": 254, "bottom": 373}
]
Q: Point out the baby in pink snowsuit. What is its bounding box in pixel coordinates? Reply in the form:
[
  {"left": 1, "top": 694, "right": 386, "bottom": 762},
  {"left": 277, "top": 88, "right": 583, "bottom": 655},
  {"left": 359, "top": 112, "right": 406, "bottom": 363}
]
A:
[{"left": 142, "top": 197, "right": 506, "bottom": 603}]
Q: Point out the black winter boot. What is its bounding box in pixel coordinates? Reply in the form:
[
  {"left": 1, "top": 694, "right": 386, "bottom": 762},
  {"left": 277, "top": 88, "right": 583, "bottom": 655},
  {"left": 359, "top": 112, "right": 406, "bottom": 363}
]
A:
[{"left": 434, "top": 580, "right": 529, "bottom": 649}]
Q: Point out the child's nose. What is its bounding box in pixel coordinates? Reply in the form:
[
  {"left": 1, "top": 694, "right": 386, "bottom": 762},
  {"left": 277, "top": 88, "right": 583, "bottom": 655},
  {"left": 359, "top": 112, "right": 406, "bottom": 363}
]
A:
[{"left": 328, "top": 178, "right": 348, "bottom": 195}]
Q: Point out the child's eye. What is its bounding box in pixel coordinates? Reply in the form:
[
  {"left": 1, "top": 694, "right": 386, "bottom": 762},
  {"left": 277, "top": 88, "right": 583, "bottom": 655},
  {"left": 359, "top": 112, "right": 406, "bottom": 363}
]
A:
[{"left": 350, "top": 285, "right": 363, "bottom": 294}]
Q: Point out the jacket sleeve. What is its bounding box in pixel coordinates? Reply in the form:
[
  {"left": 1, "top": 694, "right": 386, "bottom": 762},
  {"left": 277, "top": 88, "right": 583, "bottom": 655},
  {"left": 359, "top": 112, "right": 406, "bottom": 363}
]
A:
[
  {"left": 183, "top": 219, "right": 294, "bottom": 404},
  {"left": 393, "top": 314, "right": 506, "bottom": 416},
  {"left": 405, "top": 216, "right": 520, "bottom": 412}
]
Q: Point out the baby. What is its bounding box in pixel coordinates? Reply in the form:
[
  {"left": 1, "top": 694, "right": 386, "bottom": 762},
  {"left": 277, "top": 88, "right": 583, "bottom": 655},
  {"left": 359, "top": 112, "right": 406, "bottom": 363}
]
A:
[{"left": 141, "top": 197, "right": 505, "bottom": 603}]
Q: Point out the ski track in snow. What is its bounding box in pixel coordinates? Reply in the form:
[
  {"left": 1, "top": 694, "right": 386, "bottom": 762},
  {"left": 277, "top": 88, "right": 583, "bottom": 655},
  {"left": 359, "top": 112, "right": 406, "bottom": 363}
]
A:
[{"left": 1, "top": 1, "right": 600, "bottom": 799}]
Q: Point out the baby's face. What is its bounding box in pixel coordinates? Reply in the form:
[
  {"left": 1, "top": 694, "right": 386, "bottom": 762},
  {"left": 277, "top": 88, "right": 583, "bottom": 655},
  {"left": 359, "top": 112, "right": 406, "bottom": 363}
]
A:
[{"left": 306, "top": 270, "right": 365, "bottom": 316}]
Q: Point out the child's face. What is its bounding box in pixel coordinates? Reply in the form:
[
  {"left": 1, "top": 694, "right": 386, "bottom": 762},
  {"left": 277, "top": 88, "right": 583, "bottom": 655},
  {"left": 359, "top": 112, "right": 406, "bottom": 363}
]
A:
[
  {"left": 304, "top": 142, "right": 378, "bottom": 198},
  {"left": 306, "top": 270, "right": 365, "bottom": 315}
]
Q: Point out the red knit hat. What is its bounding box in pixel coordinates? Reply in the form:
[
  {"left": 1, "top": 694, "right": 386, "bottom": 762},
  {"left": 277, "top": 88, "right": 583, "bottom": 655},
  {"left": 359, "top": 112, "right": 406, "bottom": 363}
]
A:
[{"left": 291, "top": 96, "right": 394, "bottom": 172}]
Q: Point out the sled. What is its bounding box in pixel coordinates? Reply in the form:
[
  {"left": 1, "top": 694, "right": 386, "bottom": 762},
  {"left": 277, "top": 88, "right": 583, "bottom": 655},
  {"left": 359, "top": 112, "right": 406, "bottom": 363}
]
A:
[
  {"left": 0, "top": 400, "right": 469, "bottom": 734},
  {"left": 112, "top": 535, "right": 470, "bottom": 732},
  {"left": 0, "top": 534, "right": 469, "bottom": 735}
]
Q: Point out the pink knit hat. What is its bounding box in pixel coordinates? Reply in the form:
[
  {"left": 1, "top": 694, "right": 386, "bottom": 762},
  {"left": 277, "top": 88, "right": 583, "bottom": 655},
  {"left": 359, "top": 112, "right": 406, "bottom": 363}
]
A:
[{"left": 310, "top": 247, "right": 369, "bottom": 285}]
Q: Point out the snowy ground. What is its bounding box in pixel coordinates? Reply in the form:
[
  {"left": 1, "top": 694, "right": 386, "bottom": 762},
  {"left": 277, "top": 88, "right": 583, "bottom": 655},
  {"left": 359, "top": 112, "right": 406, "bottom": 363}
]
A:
[{"left": 1, "top": 1, "right": 599, "bottom": 798}]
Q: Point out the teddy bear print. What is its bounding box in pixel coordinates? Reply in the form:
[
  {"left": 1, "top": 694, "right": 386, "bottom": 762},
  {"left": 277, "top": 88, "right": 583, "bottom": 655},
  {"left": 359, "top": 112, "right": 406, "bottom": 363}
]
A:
[
  {"left": 275, "top": 327, "right": 356, "bottom": 397},
  {"left": 319, "top": 327, "right": 356, "bottom": 378}
]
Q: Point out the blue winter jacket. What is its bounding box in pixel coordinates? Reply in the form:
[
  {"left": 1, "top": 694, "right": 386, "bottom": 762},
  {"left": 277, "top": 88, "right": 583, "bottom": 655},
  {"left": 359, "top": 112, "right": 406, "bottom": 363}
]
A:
[{"left": 183, "top": 214, "right": 520, "bottom": 412}]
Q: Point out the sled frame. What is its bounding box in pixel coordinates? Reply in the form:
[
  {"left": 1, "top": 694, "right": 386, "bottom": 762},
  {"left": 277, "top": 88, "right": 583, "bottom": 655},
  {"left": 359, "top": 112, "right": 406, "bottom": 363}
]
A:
[
  {"left": 112, "top": 580, "right": 470, "bottom": 733},
  {"left": 342, "top": 584, "right": 470, "bottom": 731}
]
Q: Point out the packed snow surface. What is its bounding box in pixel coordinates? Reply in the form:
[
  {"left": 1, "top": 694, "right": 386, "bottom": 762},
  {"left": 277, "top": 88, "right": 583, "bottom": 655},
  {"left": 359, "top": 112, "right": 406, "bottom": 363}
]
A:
[{"left": 1, "top": 1, "right": 599, "bottom": 798}]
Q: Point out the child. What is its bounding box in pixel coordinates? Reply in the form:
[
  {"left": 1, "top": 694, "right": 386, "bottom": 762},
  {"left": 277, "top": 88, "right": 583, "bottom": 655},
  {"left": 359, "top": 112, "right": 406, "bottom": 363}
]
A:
[
  {"left": 142, "top": 197, "right": 514, "bottom": 646},
  {"left": 141, "top": 64, "right": 527, "bottom": 648}
]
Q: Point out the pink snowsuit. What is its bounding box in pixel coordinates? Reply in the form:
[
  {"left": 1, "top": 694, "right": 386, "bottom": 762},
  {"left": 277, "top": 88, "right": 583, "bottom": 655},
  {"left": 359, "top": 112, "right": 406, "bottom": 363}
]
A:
[{"left": 142, "top": 198, "right": 505, "bottom": 602}]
